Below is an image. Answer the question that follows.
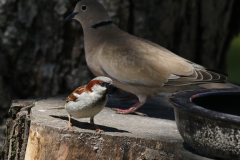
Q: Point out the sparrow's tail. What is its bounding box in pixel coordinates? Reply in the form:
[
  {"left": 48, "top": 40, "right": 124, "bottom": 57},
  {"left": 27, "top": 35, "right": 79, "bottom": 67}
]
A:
[{"left": 48, "top": 105, "right": 65, "bottom": 110}]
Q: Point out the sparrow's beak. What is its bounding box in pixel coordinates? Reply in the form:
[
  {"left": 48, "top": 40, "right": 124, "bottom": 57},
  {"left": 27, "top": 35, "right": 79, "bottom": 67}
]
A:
[
  {"left": 65, "top": 12, "right": 79, "bottom": 22},
  {"left": 108, "top": 82, "right": 117, "bottom": 89}
]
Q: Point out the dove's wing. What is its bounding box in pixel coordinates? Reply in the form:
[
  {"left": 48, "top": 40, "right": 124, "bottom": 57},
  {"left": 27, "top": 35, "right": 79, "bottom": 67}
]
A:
[{"left": 99, "top": 34, "right": 227, "bottom": 87}]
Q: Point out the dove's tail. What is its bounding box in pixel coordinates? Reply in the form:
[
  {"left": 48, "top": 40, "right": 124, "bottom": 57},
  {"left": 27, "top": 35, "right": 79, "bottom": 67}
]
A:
[{"left": 48, "top": 105, "right": 65, "bottom": 110}]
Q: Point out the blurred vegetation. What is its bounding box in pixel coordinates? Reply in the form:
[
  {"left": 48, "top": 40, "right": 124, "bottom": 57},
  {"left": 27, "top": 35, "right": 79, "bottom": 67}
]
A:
[{"left": 227, "top": 34, "right": 240, "bottom": 84}]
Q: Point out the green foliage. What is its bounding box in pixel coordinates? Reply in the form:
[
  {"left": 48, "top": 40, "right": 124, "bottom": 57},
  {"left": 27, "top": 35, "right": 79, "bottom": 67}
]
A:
[{"left": 227, "top": 35, "right": 240, "bottom": 84}]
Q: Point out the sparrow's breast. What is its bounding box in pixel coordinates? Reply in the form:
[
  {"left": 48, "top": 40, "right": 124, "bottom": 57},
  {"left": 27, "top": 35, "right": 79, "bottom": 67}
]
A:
[{"left": 65, "top": 95, "right": 108, "bottom": 119}]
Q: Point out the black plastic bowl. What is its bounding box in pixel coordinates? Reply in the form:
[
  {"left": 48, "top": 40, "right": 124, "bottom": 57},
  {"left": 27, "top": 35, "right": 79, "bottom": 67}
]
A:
[{"left": 169, "top": 89, "right": 240, "bottom": 159}]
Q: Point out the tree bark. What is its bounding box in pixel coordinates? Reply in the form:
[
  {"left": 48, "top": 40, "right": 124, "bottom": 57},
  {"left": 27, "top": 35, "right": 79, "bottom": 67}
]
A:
[{"left": 1, "top": 100, "right": 33, "bottom": 160}]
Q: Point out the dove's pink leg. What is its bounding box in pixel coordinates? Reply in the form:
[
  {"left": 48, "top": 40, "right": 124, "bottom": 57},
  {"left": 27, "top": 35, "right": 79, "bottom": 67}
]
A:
[{"left": 113, "top": 100, "right": 147, "bottom": 116}]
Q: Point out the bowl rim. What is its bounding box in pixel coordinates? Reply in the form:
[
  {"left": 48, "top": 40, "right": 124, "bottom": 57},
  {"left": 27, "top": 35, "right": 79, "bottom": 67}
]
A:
[{"left": 169, "top": 89, "right": 240, "bottom": 123}]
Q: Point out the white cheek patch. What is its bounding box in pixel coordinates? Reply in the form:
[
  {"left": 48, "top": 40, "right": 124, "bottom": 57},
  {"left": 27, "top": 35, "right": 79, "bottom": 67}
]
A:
[{"left": 91, "top": 85, "right": 106, "bottom": 93}]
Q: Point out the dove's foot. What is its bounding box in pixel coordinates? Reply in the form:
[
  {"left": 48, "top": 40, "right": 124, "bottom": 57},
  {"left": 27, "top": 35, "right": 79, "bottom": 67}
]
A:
[
  {"left": 113, "top": 108, "right": 147, "bottom": 116},
  {"left": 112, "top": 101, "right": 147, "bottom": 116}
]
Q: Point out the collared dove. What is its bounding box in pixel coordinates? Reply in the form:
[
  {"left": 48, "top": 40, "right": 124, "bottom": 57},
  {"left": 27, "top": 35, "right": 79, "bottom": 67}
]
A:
[{"left": 65, "top": 0, "right": 229, "bottom": 115}]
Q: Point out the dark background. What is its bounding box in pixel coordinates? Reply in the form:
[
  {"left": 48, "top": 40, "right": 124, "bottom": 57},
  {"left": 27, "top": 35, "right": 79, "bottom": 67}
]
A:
[{"left": 0, "top": 0, "right": 240, "bottom": 152}]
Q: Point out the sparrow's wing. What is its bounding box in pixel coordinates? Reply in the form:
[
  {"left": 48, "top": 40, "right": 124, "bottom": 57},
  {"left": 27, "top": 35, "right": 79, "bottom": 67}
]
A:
[
  {"left": 99, "top": 35, "right": 227, "bottom": 87},
  {"left": 66, "top": 86, "right": 85, "bottom": 102}
]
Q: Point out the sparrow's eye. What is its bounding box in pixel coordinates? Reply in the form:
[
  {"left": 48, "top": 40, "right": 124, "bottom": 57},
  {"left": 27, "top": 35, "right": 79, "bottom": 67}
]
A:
[
  {"left": 81, "top": 5, "right": 87, "bottom": 11},
  {"left": 100, "top": 82, "right": 107, "bottom": 87}
]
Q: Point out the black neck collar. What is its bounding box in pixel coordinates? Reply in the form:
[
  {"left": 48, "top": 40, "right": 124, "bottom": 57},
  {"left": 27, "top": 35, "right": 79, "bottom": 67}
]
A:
[{"left": 90, "top": 20, "right": 113, "bottom": 29}]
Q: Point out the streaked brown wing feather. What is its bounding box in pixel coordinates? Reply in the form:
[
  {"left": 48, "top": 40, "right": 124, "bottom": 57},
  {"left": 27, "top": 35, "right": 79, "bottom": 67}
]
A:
[{"left": 65, "top": 85, "right": 85, "bottom": 102}]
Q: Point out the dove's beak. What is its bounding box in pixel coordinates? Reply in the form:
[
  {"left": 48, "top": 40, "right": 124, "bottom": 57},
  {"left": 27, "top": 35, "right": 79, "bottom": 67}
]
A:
[{"left": 65, "top": 12, "right": 79, "bottom": 22}]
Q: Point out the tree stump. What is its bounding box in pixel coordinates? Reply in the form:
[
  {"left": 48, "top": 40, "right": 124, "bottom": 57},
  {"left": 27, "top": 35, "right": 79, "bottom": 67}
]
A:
[{"left": 1, "top": 92, "right": 222, "bottom": 160}]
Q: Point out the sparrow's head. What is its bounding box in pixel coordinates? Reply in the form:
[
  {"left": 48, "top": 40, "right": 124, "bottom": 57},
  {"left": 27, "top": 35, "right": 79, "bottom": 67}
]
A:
[
  {"left": 85, "top": 76, "right": 116, "bottom": 94},
  {"left": 65, "top": 0, "right": 111, "bottom": 29}
]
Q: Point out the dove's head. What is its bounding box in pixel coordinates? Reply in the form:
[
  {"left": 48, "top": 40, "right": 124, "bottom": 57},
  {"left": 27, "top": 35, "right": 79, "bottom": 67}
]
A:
[{"left": 65, "top": 0, "right": 111, "bottom": 29}]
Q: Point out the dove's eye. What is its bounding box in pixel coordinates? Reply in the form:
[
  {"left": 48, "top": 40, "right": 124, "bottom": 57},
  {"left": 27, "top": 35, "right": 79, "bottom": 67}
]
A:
[{"left": 81, "top": 5, "right": 87, "bottom": 11}]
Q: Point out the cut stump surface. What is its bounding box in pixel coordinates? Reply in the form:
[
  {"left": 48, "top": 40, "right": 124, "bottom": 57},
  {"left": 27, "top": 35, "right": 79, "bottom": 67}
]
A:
[{"left": 22, "top": 93, "right": 214, "bottom": 160}]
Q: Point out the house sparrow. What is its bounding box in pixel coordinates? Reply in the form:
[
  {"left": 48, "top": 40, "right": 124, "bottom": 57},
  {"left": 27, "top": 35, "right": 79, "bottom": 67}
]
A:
[
  {"left": 65, "top": 0, "right": 228, "bottom": 115},
  {"left": 54, "top": 76, "right": 115, "bottom": 132}
]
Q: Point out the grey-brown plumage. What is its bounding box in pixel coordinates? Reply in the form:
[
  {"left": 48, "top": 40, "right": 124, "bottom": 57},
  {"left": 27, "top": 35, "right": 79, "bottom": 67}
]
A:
[{"left": 65, "top": 0, "right": 228, "bottom": 115}]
